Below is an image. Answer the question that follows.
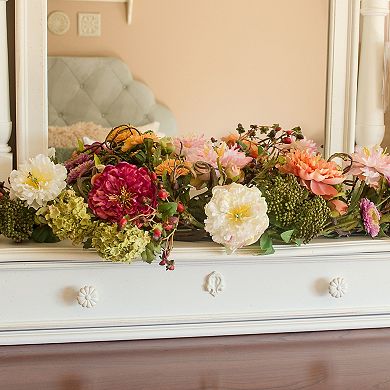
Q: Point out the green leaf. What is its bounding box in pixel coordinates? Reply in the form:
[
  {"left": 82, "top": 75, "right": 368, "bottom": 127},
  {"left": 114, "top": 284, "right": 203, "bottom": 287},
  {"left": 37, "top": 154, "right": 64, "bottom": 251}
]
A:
[
  {"left": 141, "top": 242, "right": 161, "bottom": 263},
  {"left": 237, "top": 140, "right": 249, "bottom": 152},
  {"left": 83, "top": 238, "right": 93, "bottom": 249},
  {"left": 257, "top": 145, "right": 264, "bottom": 155},
  {"left": 94, "top": 153, "right": 101, "bottom": 167},
  {"left": 162, "top": 171, "right": 174, "bottom": 196},
  {"left": 259, "top": 232, "right": 275, "bottom": 255},
  {"left": 380, "top": 214, "right": 390, "bottom": 224},
  {"left": 280, "top": 229, "right": 294, "bottom": 243},
  {"left": 158, "top": 202, "right": 178, "bottom": 218},
  {"left": 77, "top": 139, "right": 85, "bottom": 151},
  {"left": 31, "top": 225, "right": 60, "bottom": 243}
]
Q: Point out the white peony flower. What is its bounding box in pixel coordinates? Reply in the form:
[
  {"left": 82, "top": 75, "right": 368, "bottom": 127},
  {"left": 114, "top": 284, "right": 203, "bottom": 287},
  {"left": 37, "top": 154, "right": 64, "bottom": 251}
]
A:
[
  {"left": 204, "top": 183, "right": 269, "bottom": 253},
  {"left": 9, "top": 154, "right": 67, "bottom": 209}
]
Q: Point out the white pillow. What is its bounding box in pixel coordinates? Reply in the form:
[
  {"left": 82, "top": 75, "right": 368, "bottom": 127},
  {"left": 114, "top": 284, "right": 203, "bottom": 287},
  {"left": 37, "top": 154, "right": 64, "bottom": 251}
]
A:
[{"left": 82, "top": 121, "right": 164, "bottom": 145}]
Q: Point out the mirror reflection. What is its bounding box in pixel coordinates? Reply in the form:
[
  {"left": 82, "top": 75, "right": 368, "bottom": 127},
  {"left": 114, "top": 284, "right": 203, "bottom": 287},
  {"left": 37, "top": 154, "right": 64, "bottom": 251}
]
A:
[{"left": 47, "top": 0, "right": 329, "bottom": 160}]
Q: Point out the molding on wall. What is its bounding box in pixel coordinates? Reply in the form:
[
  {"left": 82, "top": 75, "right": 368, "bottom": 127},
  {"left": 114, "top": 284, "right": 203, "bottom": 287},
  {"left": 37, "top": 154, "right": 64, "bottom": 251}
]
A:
[
  {"left": 15, "top": 0, "right": 48, "bottom": 166},
  {"left": 325, "top": 0, "right": 360, "bottom": 156}
]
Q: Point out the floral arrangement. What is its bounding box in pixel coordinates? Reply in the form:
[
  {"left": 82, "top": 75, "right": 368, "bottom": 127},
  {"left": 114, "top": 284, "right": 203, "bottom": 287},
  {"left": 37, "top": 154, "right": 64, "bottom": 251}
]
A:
[{"left": 1, "top": 123, "right": 389, "bottom": 269}]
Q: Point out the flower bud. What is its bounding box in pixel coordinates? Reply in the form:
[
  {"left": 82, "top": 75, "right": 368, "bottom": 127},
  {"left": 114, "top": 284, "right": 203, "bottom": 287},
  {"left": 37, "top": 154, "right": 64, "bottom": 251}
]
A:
[
  {"left": 158, "top": 189, "right": 169, "bottom": 200},
  {"left": 177, "top": 202, "right": 185, "bottom": 213},
  {"left": 282, "top": 137, "right": 292, "bottom": 144}
]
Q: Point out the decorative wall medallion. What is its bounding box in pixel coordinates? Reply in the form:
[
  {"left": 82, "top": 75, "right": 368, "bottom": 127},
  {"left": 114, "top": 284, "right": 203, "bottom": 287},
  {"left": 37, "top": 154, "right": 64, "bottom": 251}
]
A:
[
  {"left": 205, "top": 271, "right": 225, "bottom": 297},
  {"left": 77, "top": 286, "right": 99, "bottom": 308},
  {"left": 47, "top": 11, "right": 70, "bottom": 36},
  {"left": 329, "top": 277, "right": 347, "bottom": 298},
  {"left": 78, "top": 13, "right": 101, "bottom": 37}
]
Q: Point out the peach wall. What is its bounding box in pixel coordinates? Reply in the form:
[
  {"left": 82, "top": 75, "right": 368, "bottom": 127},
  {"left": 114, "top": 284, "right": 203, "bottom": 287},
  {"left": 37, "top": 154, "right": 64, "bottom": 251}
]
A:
[{"left": 48, "top": 0, "right": 329, "bottom": 144}]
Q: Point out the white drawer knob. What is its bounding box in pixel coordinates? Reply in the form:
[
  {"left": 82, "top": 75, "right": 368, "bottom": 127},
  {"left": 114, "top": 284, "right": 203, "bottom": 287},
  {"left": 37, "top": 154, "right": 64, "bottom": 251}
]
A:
[
  {"left": 329, "top": 277, "right": 347, "bottom": 298},
  {"left": 77, "top": 285, "right": 99, "bottom": 308},
  {"left": 205, "top": 271, "right": 225, "bottom": 297}
]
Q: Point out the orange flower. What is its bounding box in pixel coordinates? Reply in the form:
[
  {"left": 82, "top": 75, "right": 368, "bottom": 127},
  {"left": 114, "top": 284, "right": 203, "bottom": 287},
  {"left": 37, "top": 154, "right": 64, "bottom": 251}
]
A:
[
  {"left": 106, "top": 125, "right": 158, "bottom": 152},
  {"left": 279, "top": 150, "right": 344, "bottom": 198},
  {"left": 155, "top": 159, "right": 192, "bottom": 177},
  {"left": 222, "top": 134, "right": 259, "bottom": 158},
  {"left": 106, "top": 125, "right": 137, "bottom": 143}
]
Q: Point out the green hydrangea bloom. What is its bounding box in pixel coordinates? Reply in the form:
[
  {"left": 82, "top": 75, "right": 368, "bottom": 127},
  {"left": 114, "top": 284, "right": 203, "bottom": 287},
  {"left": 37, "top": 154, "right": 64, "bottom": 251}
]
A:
[
  {"left": 45, "top": 189, "right": 94, "bottom": 244},
  {"left": 91, "top": 223, "right": 150, "bottom": 263}
]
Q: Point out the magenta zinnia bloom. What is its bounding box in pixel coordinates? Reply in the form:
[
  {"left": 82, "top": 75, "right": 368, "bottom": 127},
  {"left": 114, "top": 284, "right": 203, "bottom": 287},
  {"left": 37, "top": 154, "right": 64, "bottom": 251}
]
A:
[
  {"left": 88, "top": 162, "right": 158, "bottom": 224},
  {"left": 360, "top": 198, "right": 381, "bottom": 237}
]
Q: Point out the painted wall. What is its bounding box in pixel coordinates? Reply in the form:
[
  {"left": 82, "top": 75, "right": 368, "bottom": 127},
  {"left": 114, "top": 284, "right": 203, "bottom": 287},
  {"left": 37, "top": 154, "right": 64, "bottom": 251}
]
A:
[{"left": 48, "top": 0, "right": 329, "bottom": 144}]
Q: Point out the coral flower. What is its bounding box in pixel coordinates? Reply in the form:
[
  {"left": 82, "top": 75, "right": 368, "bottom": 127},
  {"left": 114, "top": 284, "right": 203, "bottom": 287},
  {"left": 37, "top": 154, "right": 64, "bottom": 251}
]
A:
[
  {"left": 360, "top": 198, "right": 381, "bottom": 237},
  {"left": 155, "top": 159, "right": 192, "bottom": 177},
  {"left": 350, "top": 146, "right": 390, "bottom": 188},
  {"left": 88, "top": 162, "right": 158, "bottom": 224},
  {"left": 279, "top": 150, "right": 344, "bottom": 198}
]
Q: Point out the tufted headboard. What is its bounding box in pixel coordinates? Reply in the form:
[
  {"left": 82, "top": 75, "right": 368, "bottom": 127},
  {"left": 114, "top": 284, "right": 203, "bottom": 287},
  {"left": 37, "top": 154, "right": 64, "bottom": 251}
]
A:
[{"left": 47, "top": 56, "right": 177, "bottom": 136}]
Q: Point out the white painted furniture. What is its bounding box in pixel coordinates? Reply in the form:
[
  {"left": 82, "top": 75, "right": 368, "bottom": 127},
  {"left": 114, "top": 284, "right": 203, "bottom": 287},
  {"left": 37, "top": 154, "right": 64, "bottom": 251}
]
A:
[
  {"left": 356, "top": 0, "right": 389, "bottom": 146},
  {"left": 1, "top": 237, "right": 390, "bottom": 345},
  {"left": 0, "top": 0, "right": 12, "bottom": 182}
]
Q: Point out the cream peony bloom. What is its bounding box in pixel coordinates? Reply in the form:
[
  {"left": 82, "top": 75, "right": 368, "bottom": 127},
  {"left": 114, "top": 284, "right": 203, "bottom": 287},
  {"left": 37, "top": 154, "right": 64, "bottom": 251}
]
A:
[
  {"left": 204, "top": 183, "right": 269, "bottom": 253},
  {"left": 9, "top": 154, "right": 67, "bottom": 209}
]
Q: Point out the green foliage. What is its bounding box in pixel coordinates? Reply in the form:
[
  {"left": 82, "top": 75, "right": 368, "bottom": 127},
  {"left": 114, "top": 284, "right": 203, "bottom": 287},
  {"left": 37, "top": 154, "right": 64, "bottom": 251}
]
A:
[
  {"left": 158, "top": 202, "right": 178, "bottom": 219},
  {"left": 0, "top": 195, "right": 35, "bottom": 242},
  {"left": 256, "top": 173, "right": 331, "bottom": 244},
  {"left": 31, "top": 225, "right": 60, "bottom": 243}
]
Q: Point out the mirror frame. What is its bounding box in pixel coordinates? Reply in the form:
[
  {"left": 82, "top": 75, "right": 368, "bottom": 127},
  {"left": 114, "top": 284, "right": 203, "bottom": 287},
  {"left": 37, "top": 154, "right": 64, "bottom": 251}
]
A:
[{"left": 14, "top": 0, "right": 360, "bottom": 167}]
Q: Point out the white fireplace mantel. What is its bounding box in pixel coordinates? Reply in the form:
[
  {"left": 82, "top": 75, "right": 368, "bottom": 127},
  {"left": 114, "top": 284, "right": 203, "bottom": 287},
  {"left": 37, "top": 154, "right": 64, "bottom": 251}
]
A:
[{"left": 0, "top": 237, "right": 390, "bottom": 345}]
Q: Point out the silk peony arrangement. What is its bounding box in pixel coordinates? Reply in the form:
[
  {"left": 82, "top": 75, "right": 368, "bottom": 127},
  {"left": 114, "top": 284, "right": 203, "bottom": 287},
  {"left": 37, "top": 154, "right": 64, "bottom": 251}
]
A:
[{"left": 0, "top": 122, "right": 389, "bottom": 268}]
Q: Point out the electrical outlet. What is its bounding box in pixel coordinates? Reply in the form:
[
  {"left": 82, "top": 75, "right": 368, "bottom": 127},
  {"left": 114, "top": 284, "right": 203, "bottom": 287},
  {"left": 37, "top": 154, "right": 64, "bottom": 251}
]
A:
[{"left": 78, "top": 13, "right": 101, "bottom": 37}]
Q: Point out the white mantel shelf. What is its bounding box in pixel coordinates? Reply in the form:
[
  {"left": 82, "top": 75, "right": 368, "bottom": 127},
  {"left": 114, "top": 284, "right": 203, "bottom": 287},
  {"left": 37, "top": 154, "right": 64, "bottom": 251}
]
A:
[
  {"left": 1, "top": 237, "right": 390, "bottom": 345},
  {"left": 0, "top": 236, "right": 389, "bottom": 263}
]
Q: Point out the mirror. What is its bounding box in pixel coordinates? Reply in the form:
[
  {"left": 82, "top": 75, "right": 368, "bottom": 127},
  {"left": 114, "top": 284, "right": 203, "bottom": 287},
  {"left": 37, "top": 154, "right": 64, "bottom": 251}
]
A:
[{"left": 46, "top": 0, "right": 330, "bottom": 160}]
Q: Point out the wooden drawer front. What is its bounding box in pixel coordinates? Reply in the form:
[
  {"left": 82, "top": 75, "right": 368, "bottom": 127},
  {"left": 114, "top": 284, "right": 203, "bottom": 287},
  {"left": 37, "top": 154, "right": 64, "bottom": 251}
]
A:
[{"left": 1, "top": 256, "right": 390, "bottom": 330}]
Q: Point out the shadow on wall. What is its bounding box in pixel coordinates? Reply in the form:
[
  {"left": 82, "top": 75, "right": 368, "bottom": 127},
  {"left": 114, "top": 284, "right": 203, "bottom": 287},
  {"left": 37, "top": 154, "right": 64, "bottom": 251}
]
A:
[{"left": 6, "top": 0, "right": 16, "bottom": 166}]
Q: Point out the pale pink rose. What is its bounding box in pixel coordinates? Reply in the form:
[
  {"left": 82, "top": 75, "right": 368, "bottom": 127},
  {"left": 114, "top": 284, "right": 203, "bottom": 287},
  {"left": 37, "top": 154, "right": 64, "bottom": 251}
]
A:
[
  {"left": 279, "top": 150, "right": 345, "bottom": 198},
  {"left": 350, "top": 146, "right": 390, "bottom": 188}
]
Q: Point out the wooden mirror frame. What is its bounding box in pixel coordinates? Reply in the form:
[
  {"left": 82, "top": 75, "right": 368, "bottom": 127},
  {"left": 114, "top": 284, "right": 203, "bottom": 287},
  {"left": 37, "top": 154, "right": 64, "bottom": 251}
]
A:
[{"left": 12, "top": 0, "right": 360, "bottom": 168}]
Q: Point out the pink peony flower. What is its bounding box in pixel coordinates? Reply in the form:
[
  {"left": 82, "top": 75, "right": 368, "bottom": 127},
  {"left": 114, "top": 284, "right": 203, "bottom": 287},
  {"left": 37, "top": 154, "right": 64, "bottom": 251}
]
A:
[
  {"left": 279, "top": 150, "right": 345, "bottom": 198},
  {"left": 88, "top": 162, "right": 158, "bottom": 224},
  {"left": 219, "top": 144, "right": 253, "bottom": 179},
  {"left": 185, "top": 140, "right": 219, "bottom": 167},
  {"left": 350, "top": 146, "right": 390, "bottom": 188},
  {"left": 289, "top": 137, "right": 318, "bottom": 155},
  {"left": 173, "top": 135, "right": 206, "bottom": 157},
  {"left": 360, "top": 198, "right": 381, "bottom": 237}
]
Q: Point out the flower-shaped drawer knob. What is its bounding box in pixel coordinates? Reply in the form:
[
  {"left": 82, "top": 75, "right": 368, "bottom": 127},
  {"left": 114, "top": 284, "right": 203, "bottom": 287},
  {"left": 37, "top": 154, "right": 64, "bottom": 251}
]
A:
[
  {"left": 77, "top": 286, "right": 99, "bottom": 308},
  {"left": 328, "top": 277, "right": 347, "bottom": 298}
]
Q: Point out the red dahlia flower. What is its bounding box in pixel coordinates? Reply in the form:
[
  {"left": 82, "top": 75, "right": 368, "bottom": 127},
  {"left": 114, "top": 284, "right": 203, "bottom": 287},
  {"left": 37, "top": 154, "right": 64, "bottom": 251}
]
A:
[{"left": 88, "top": 162, "right": 158, "bottom": 224}]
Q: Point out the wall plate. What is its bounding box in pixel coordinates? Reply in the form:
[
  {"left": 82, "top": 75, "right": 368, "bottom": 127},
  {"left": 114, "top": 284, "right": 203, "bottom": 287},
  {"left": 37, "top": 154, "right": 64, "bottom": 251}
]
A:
[
  {"left": 78, "top": 13, "right": 101, "bottom": 37},
  {"left": 48, "top": 11, "right": 70, "bottom": 36}
]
